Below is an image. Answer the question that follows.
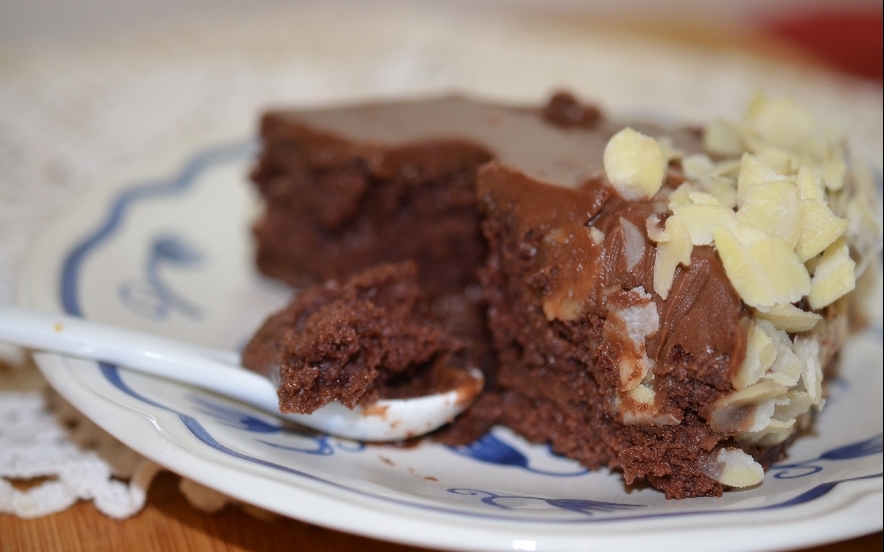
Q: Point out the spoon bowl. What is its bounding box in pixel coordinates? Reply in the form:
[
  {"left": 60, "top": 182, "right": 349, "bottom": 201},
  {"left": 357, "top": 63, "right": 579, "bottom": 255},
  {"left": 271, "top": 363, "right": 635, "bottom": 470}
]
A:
[{"left": 0, "top": 305, "right": 483, "bottom": 441}]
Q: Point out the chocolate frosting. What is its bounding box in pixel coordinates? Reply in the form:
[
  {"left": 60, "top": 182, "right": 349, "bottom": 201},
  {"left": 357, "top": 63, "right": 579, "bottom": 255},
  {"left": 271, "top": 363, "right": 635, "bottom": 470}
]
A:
[
  {"left": 267, "top": 95, "right": 697, "bottom": 189},
  {"left": 478, "top": 165, "right": 748, "bottom": 415}
]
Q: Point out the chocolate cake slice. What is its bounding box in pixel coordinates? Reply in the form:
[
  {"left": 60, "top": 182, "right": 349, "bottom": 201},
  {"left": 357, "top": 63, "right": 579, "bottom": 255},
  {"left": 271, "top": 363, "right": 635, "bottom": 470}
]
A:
[
  {"left": 242, "top": 262, "right": 475, "bottom": 413},
  {"left": 249, "top": 93, "right": 638, "bottom": 297},
  {"left": 246, "top": 92, "right": 877, "bottom": 498}
]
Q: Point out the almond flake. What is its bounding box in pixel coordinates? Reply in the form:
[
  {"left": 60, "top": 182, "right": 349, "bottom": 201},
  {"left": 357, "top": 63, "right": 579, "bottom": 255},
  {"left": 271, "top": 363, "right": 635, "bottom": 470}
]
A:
[
  {"left": 713, "top": 225, "right": 811, "bottom": 308},
  {"left": 701, "top": 448, "right": 764, "bottom": 488},
  {"left": 603, "top": 128, "right": 667, "bottom": 200},
  {"left": 671, "top": 201, "right": 738, "bottom": 246},
  {"left": 746, "top": 95, "right": 817, "bottom": 153},
  {"left": 794, "top": 336, "right": 823, "bottom": 405},
  {"left": 652, "top": 214, "right": 692, "bottom": 300},
  {"left": 808, "top": 238, "right": 856, "bottom": 309},
  {"left": 737, "top": 179, "right": 802, "bottom": 247},
  {"left": 753, "top": 303, "right": 822, "bottom": 333},
  {"left": 736, "top": 153, "right": 784, "bottom": 206},
  {"left": 703, "top": 119, "right": 745, "bottom": 157},
  {"left": 733, "top": 321, "right": 777, "bottom": 390},
  {"left": 796, "top": 198, "right": 849, "bottom": 261}
]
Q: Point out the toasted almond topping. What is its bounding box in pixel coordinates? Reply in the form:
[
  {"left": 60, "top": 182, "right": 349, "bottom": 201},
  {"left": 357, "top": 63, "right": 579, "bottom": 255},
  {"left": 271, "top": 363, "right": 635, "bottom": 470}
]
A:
[
  {"left": 710, "top": 380, "right": 787, "bottom": 433},
  {"left": 645, "top": 214, "right": 668, "bottom": 242},
  {"left": 704, "top": 175, "right": 739, "bottom": 208},
  {"left": 668, "top": 183, "right": 696, "bottom": 209},
  {"left": 656, "top": 135, "right": 683, "bottom": 163},
  {"left": 681, "top": 153, "right": 715, "bottom": 181},
  {"left": 680, "top": 93, "right": 867, "bottom": 451},
  {"left": 772, "top": 390, "right": 813, "bottom": 423},
  {"left": 703, "top": 119, "right": 745, "bottom": 157},
  {"left": 761, "top": 321, "right": 803, "bottom": 388},
  {"left": 620, "top": 217, "right": 646, "bottom": 271},
  {"left": 671, "top": 200, "right": 738, "bottom": 246},
  {"left": 738, "top": 418, "right": 796, "bottom": 447},
  {"left": 736, "top": 179, "right": 802, "bottom": 248},
  {"left": 617, "top": 383, "right": 682, "bottom": 426},
  {"left": 822, "top": 158, "right": 847, "bottom": 191},
  {"left": 603, "top": 128, "right": 667, "bottom": 200},
  {"left": 796, "top": 198, "right": 849, "bottom": 261},
  {"left": 808, "top": 238, "right": 856, "bottom": 309},
  {"left": 733, "top": 321, "right": 777, "bottom": 390},
  {"left": 652, "top": 215, "right": 692, "bottom": 300},
  {"left": 736, "top": 153, "right": 783, "bottom": 206},
  {"left": 746, "top": 95, "right": 817, "bottom": 153},
  {"left": 796, "top": 165, "right": 825, "bottom": 201},
  {"left": 630, "top": 384, "right": 655, "bottom": 404},
  {"left": 755, "top": 146, "right": 796, "bottom": 175},
  {"left": 794, "top": 336, "right": 823, "bottom": 405},
  {"left": 842, "top": 160, "right": 884, "bottom": 277},
  {"left": 713, "top": 226, "right": 811, "bottom": 308},
  {"left": 753, "top": 303, "right": 822, "bottom": 333},
  {"left": 604, "top": 289, "right": 659, "bottom": 391},
  {"left": 701, "top": 448, "right": 764, "bottom": 488}
]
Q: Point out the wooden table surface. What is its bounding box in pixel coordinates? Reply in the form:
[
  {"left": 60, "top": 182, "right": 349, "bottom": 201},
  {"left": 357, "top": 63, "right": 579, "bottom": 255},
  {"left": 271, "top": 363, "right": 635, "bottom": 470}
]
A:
[
  {"left": 1, "top": 470, "right": 881, "bottom": 552},
  {"left": 1, "top": 8, "right": 881, "bottom": 552}
]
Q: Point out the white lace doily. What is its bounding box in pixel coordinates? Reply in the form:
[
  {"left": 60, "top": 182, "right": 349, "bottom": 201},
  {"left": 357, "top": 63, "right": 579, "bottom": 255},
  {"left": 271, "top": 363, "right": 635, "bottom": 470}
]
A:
[
  {"left": 0, "top": 380, "right": 160, "bottom": 518},
  {"left": 1, "top": 1, "right": 881, "bottom": 519}
]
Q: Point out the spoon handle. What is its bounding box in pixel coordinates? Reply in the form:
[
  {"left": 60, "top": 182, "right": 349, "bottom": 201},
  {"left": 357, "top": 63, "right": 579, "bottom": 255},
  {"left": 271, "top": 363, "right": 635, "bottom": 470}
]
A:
[
  {"left": 0, "top": 305, "right": 280, "bottom": 413},
  {"left": 0, "top": 305, "right": 484, "bottom": 441}
]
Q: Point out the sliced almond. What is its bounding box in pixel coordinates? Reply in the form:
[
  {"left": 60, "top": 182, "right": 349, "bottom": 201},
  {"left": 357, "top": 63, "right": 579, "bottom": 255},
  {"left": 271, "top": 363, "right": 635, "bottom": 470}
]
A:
[
  {"left": 821, "top": 157, "right": 847, "bottom": 191},
  {"left": 652, "top": 214, "right": 692, "bottom": 300},
  {"left": 710, "top": 380, "right": 787, "bottom": 433},
  {"left": 733, "top": 320, "right": 777, "bottom": 390},
  {"left": 710, "top": 158, "right": 743, "bottom": 178},
  {"left": 772, "top": 390, "right": 813, "bottom": 423},
  {"left": 629, "top": 383, "right": 656, "bottom": 404},
  {"left": 755, "top": 146, "right": 795, "bottom": 175},
  {"left": 796, "top": 198, "right": 849, "bottom": 262},
  {"left": 808, "top": 238, "right": 856, "bottom": 309},
  {"left": 736, "top": 153, "right": 783, "bottom": 206},
  {"left": 620, "top": 384, "right": 681, "bottom": 426},
  {"left": 703, "top": 119, "right": 745, "bottom": 157},
  {"left": 753, "top": 303, "right": 822, "bottom": 333},
  {"left": 682, "top": 153, "right": 715, "bottom": 180},
  {"left": 842, "top": 160, "right": 884, "bottom": 276},
  {"left": 603, "top": 128, "right": 667, "bottom": 200},
  {"left": 704, "top": 175, "right": 739, "bottom": 209},
  {"left": 657, "top": 135, "right": 683, "bottom": 163},
  {"left": 645, "top": 214, "right": 667, "bottom": 242},
  {"left": 603, "top": 288, "right": 660, "bottom": 391},
  {"left": 713, "top": 225, "right": 811, "bottom": 308},
  {"left": 746, "top": 95, "right": 817, "bottom": 153},
  {"left": 687, "top": 191, "right": 721, "bottom": 205},
  {"left": 760, "top": 321, "right": 803, "bottom": 388},
  {"left": 701, "top": 448, "right": 764, "bottom": 488},
  {"left": 737, "top": 418, "right": 796, "bottom": 447},
  {"left": 671, "top": 200, "right": 738, "bottom": 246},
  {"left": 736, "top": 179, "right": 802, "bottom": 248},
  {"left": 795, "top": 165, "right": 825, "bottom": 201},
  {"left": 620, "top": 217, "right": 646, "bottom": 271},
  {"left": 668, "top": 182, "right": 697, "bottom": 209},
  {"left": 844, "top": 196, "right": 883, "bottom": 277},
  {"left": 794, "top": 336, "right": 823, "bottom": 405}
]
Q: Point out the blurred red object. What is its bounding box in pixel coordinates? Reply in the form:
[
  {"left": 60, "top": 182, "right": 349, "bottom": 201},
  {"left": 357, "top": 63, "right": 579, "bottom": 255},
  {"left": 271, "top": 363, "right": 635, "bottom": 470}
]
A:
[{"left": 765, "top": 8, "right": 883, "bottom": 81}]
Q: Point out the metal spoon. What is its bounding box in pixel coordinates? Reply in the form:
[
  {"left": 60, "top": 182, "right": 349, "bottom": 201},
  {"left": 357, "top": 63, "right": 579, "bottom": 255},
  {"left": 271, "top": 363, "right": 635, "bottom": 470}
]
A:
[{"left": 0, "top": 305, "right": 483, "bottom": 441}]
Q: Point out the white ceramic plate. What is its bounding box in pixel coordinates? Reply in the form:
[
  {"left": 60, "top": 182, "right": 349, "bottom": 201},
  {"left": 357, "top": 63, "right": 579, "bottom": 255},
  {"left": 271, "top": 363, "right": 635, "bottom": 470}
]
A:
[{"left": 17, "top": 132, "right": 883, "bottom": 551}]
